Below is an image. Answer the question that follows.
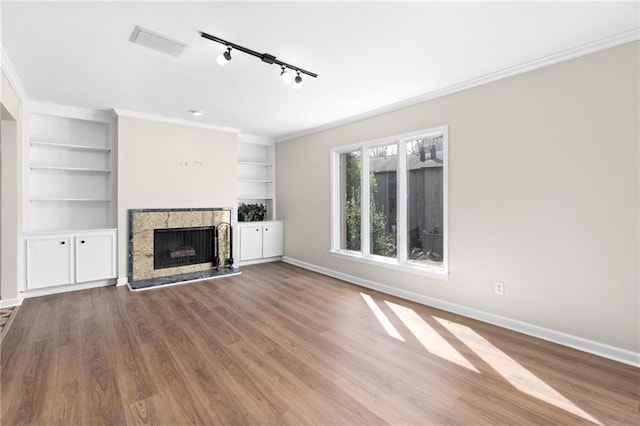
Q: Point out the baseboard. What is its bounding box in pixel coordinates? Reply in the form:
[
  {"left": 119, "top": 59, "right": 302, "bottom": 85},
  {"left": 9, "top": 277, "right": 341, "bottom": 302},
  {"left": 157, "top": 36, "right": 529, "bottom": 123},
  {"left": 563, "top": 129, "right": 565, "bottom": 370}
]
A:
[
  {"left": 0, "top": 297, "right": 23, "bottom": 308},
  {"left": 20, "top": 279, "right": 116, "bottom": 299},
  {"left": 282, "top": 256, "right": 640, "bottom": 368},
  {"left": 117, "top": 277, "right": 129, "bottom": 286},
  {"left": 237, "top": 257, "right": 282, "bottom": 267}
]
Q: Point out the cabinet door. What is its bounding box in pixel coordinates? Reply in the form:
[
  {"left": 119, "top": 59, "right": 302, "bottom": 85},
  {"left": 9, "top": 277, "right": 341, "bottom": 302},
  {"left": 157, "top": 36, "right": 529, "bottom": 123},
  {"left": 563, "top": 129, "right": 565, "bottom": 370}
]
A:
[
  {"left": 27, "top": 237, "right": 73, "bottom": 289},
  {"left": 239, "top": 225, "right": 263, "bottom": 261},
  {"left": 75, "top": 233, "right": 116, "bottom": 283},
  {"left": 262, "top": 222, "right": 283, "bottom": 258}
]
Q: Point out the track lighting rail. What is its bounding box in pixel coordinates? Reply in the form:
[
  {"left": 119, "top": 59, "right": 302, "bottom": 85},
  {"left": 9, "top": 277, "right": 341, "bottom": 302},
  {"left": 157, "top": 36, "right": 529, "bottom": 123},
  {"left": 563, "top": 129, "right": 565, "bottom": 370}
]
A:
[{"left": 199, "top": 31, "right": 318, "bottom": 79}]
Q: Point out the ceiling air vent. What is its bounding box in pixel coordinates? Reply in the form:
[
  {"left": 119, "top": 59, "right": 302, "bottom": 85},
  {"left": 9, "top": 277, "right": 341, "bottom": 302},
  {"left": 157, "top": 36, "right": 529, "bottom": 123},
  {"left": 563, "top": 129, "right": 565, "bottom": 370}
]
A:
[{"left": 129, "top": 25, "right": 188, "bottom": 57}]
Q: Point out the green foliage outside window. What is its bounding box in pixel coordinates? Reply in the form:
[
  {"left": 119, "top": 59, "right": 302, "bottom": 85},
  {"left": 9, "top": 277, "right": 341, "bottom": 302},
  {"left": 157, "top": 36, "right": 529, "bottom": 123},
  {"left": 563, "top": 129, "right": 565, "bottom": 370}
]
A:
[{"left": 344, "top": 152, "right": 396, "bottom": 256}]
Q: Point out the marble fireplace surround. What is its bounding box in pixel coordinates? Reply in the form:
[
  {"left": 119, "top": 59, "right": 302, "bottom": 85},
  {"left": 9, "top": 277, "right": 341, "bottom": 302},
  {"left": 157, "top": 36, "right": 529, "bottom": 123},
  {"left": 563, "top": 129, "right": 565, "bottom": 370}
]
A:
[{"left": 128, "top": 208, "right": 238, "bottom": 290}]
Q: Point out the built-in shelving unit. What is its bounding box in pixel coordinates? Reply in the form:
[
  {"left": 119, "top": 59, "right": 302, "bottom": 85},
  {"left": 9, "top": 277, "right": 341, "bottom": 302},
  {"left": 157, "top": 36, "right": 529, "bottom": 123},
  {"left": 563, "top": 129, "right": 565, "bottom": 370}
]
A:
[
  {"left": 237, "top": 135, "right": 276, "bottom": 220},
  {"left": 25, "top": 104, "right": 115, "bottom": 233}
]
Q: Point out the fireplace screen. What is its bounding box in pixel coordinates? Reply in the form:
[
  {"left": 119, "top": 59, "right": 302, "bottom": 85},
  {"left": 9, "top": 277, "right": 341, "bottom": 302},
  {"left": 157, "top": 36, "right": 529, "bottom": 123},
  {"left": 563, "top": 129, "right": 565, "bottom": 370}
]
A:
[{"left": 154, "top": 226, "right": 214, "bottom": 270}]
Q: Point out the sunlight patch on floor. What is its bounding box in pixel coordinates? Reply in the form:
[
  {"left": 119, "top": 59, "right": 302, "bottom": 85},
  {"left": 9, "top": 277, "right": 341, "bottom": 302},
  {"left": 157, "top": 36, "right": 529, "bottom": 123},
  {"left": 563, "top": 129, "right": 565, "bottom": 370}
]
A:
[
  {"left": 360, "top": 293, "right": 405, "bottom": 341},
  {"left": 385, "top": 301, "right": 478, "bottom": 372},
  {"left": 433, "top": 317, "right": 602, "bottom": 425}
]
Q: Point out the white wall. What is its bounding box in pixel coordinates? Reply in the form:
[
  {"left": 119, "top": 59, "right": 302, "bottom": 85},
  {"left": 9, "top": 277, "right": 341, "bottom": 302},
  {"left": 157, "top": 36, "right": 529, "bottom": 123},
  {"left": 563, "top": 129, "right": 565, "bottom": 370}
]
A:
[
  {"left": 276, "top": 42, "right": 639, "bottom": 355},
  {"left": 116, "top": 115, "right": 237, "bottom": 280},
  {"left": 1, "top": 70, "right": 23, "bottom": 301}
]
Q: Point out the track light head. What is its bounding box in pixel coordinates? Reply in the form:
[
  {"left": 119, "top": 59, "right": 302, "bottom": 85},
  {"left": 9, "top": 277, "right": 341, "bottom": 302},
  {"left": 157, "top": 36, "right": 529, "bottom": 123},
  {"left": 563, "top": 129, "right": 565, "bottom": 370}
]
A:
[
  {"left": 294, "top": 72, "right": 302, "bottom": 89},
  {"left": 280, "top": 66, "right": 292, "bottom": 85},
  {"left": 217, "top": 47, "right": 232, "bottom": 66}
]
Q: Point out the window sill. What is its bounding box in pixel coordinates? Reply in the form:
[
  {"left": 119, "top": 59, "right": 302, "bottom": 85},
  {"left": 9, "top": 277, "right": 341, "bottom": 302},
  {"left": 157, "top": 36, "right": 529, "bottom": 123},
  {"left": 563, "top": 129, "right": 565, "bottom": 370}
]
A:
[{"left": 329, "top": 250, "right": 449, "bottom": 281}]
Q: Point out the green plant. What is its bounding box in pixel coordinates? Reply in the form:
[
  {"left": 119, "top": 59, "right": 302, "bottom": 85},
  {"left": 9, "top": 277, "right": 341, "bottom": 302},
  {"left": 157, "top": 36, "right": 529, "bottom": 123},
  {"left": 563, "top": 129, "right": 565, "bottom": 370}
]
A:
[{"left": 238, "top": 203, "right": 267, "bottom": 222}]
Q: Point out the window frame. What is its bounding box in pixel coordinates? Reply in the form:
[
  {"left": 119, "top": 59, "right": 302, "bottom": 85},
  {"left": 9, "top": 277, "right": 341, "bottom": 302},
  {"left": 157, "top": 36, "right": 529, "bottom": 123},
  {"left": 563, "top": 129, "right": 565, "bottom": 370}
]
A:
[{"left": 330, "top": 125, "right": 449, "bottom": 280}]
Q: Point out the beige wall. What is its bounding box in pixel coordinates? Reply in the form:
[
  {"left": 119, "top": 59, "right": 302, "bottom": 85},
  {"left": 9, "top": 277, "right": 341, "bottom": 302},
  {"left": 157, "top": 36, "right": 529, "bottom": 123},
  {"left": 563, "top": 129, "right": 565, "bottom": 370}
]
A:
[
  {"left": 276, "top": 42, "right": 639, "bottom": 353},
  {"left": 117, "top": 116, "right": 237, "bottom": 280},
  {"left": 0, "top": 70, "right": 23, "bottom": 301}
]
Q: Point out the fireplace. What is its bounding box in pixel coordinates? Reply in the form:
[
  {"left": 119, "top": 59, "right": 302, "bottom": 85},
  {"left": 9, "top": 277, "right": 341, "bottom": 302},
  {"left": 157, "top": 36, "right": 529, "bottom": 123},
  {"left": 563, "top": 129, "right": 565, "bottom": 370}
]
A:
[
  {"left": 154, "top": 226, "right": 214, "bottom": 269},
  {"left": 128, "top": 208, "right": 239, "bottom": 290}
]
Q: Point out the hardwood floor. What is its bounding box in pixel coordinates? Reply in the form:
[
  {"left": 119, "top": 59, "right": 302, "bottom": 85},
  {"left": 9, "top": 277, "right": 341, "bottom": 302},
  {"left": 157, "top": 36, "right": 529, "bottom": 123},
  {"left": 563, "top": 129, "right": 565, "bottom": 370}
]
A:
[{"left": 1, "top": 262, "right": 638, "bottom": 425}]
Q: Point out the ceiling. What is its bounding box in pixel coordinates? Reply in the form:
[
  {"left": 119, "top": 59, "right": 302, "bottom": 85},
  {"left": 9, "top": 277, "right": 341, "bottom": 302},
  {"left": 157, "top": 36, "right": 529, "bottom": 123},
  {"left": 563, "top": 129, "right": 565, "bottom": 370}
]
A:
[{"left": 2, "top": 1, "right": 639, "bottom": 140}]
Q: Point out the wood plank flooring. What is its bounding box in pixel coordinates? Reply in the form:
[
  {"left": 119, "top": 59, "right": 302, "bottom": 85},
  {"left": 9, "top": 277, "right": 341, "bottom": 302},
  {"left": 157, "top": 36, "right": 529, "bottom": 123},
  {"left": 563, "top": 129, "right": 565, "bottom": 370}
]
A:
[{"left": 1, "top": 262, "right": 638, "bottom": 425}]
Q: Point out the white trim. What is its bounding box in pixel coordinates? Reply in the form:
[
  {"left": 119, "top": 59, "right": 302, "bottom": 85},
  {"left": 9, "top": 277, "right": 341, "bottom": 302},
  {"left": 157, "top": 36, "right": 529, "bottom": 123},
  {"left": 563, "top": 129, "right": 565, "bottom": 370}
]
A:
[
  {"left": 20, "top": 279, "right": 115, "bottom": 299},
  {"left": 113, "top": 108, "right": 240, "bottom": 134},
  {"left": 116, "top": 277, "right": 129, "bottom": 286},
  {"left": 0, "top": 297, "right": 23, "bottom": 308},
  {"left": 277, "top": 29, "right": 640, "bottom": 143},
  {"left": 361, "top": 146, "right": 370, "bottom": 256},
  {"left": 27, "top": 100, "right": 113, "bottom": 123},
  {"left": 282, "top": 256, "right": 640, "bottom": 368},
  {"left": 0, "top": 47, "right": 28, "bottom": 102},
  {"left": 330, "top": 249, "right": 448, "bottom": 281},
  {"left": 238, "top": 133, "right": 275, "bottom": 145},
  {"left": 237, "top": 256, "right": 282, "bottom": 266}
]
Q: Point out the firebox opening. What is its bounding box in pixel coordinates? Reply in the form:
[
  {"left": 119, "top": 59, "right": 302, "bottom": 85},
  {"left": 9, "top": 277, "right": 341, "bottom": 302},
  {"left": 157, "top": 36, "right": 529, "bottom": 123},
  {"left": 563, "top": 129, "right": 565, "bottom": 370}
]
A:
[{"left": 154, "top": 226, "right": 214, "bottom": 270}]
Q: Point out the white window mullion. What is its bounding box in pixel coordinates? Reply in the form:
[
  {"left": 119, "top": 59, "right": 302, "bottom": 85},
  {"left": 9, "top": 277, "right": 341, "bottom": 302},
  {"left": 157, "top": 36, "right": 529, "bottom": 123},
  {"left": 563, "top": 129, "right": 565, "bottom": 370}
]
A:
[
  {"left": 361, "top": 146, "right": 371, "bottom": 257},
  {"left": 330, "top": 151, "right": 340, "bottom": 251},
  {"left": 397, "top": 139, "right": 408, "bottom": 263}
]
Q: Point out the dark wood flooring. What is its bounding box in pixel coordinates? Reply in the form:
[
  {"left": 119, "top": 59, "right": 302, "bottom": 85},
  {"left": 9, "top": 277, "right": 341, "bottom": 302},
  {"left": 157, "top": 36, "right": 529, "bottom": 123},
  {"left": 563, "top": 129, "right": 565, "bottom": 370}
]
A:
[{"left": 1, "top": 262, "right": 638, "bottom": 425}]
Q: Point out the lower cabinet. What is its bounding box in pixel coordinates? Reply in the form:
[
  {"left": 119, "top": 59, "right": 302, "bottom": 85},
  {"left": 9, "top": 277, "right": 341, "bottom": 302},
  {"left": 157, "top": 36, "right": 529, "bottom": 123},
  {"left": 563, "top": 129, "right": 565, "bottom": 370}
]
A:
[
  {"left": 26, "top": 229, "right": 117, "bottom": 289},
  {"left": 239, "top": 221, "right": 283, "bottom": 262}
]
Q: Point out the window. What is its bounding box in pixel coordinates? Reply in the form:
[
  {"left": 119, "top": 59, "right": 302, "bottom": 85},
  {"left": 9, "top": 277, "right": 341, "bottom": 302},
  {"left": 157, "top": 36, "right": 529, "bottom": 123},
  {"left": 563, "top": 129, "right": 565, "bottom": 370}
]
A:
[{"left": 331, "top": 126, "right": 448, "bottom": 277}]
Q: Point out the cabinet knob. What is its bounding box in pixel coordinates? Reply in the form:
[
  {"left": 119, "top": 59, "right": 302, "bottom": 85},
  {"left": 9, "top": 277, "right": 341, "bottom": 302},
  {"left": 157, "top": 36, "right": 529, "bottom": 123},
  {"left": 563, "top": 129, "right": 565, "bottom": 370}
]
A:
[
  {"left": 265, "top": 228, "right": 269, "bottom": 231},
  {"left": 80, "top": 240, "right": 86, "bottom": 244},
  {"left": 256, "top": 228, "right": 259, "bottom": 231},
  {"left": 60, "top": 241, "right": 65, "bottom": 245}
]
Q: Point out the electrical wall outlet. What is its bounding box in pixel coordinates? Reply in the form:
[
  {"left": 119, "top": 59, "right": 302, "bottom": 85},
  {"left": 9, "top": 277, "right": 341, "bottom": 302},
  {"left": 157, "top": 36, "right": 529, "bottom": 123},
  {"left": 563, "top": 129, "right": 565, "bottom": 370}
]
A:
[{"left": 494, "top": 281, "right": 505, "bottom": 296}]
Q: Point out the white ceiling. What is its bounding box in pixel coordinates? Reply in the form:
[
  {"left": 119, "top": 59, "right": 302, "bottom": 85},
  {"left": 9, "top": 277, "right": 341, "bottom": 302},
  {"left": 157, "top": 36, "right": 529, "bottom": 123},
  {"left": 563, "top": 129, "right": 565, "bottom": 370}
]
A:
[{"left": 2, "top": 1, "right": 639, "bottom": 140}]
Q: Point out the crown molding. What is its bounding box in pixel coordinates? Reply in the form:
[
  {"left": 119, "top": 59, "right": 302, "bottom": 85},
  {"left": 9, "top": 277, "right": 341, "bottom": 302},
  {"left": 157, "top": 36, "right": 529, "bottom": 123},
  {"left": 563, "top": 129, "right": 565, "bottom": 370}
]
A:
[
  {"left": 238, "top": 133, "right": 275, "bottom": 145},
  {"left": 113, "top": 108, "right": 241, "bottom": 134},
  {"left": 0, "top": 46, "right": 29, "bottom": 102},
  {"left": 28, "top": 100, "right": 113, "bottom": 122},
  {"left": 277, "top": 28, "right": 640, "bottom": 143}
]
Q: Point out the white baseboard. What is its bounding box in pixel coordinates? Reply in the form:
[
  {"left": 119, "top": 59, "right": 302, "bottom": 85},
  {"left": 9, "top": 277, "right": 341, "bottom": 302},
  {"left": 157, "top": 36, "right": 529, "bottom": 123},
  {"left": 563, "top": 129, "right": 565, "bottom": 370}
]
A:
[
  {"left": 20, "top": 279, "right": 116, "bottom": 299},
  {"left": 0, "top": 297, "right": 23, "bottom": 308},
  {"left": 117, "top": 277, "right": 129, "bottom": 286},
  {"left": 237, "top": 257, "right": 282, "bottom": 267},
  {"left": 282, "top": 256, "right": 640, "bottom": 368}
]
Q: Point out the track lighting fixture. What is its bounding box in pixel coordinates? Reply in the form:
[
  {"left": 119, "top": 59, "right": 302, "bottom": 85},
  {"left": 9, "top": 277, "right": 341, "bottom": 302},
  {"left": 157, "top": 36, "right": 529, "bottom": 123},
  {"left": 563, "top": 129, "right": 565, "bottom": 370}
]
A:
[
  {"left": 294, "top": 72, "right": 303, "bottom": 89},
  {"left": 200, "top": 31, "right": 317, "bottom": 88},
  {"left": 280, "top": 66, "right": 292, "bottom": 85},
  {"left": 216, "top": 47, "right": 232, "bottom": 66}
]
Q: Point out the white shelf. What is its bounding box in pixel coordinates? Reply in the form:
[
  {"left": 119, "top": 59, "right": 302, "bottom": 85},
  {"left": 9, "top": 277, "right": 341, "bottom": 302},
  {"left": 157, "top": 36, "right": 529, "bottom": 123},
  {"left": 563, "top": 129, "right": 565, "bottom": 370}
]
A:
[
  {"left": 30, "top": 141, "right": 111, "bottom": 153},
  {"left": 26, "top": 107, "right": 115, "bottom": 232},
  {"left": 239, "top": 179, "right": 273, "bottom": 183},
  {"left": 30, "top": 166, "right": 111, "bottom": 173},
  {"left": 31, "top": 198, "right": 112, "bottom": 202},
  {"left": 239, "top": 161, "right": 272, "bottom": 167},
  {"left": 238, "top": 139, "right": 275, "bottom": 220}
]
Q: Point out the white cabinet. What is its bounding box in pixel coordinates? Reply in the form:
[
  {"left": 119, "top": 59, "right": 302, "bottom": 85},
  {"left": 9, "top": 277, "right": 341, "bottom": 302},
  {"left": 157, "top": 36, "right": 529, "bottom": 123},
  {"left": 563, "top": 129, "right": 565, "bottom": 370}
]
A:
[
  {"left": 239, "top": 221, "right": 283, "bottom": 262},
  {"left": 75, "top": 233, "right": 117, "bottom": 283},
  {"left": 25, "top": 230, "right": 116, "bottom": 289},
  {"left": 239, "top": 225, "right": 264, "bottom": 261},
  {"left": 26, "top": 236, "right": 73, "bottom": 289},
  {"left": 262, "top": 222, "right": 284, "bottom": 258}
]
